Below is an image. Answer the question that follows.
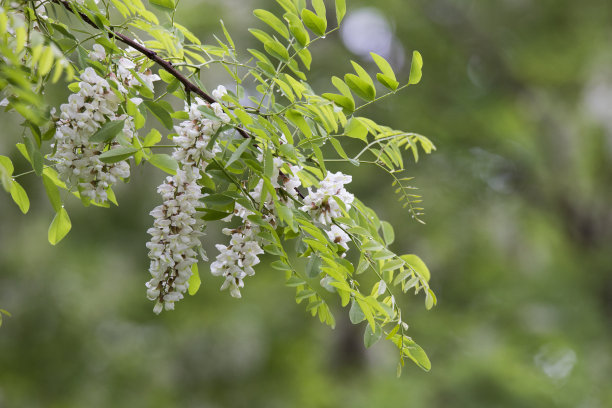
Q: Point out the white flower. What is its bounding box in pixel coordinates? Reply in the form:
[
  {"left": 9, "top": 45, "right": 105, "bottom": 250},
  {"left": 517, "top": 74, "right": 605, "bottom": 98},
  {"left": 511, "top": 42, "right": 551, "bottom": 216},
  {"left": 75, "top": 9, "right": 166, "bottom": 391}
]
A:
[
  {"left": 326, "top": 225, "right": 351, "bottom": 254},
  {"left": 88, "top": 44, "right": 106, "bottom": 61},
  {"left": 300, "top": 171, "right": 354, "bottom": 224},
  {"left": 212, "top": 85, "right": 228, "bottom": 100}
]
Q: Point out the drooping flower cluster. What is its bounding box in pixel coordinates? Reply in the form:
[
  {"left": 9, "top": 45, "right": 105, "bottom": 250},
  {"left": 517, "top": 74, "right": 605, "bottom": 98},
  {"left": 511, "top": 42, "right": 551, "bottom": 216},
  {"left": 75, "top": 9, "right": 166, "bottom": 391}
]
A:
[
  {"left": 210, "top": 225, "right": 265, "bottom": 298},
  {"left": 146, "top": 168, "right": 204, "bottom": 314},
  {"left": 300, "top": 171, "right": 355, "bottom": 224},
  {"left": 146, "top": 86, "right": 230, "bottom": 312},
  {"left": 51, "top": 67, "right": 132, "bottom": 203},
  {"left": 210, "top": 155, "right": 303, "bottom": 298}
]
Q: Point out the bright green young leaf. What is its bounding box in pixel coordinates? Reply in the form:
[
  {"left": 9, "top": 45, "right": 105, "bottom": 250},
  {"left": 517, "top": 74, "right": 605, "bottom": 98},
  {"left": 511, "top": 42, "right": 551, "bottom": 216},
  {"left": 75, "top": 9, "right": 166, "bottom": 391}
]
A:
[
  {"left": 322, "top": 93, "right": 355, "bottom": 113},
  {"left": 401, "top": 254, "right": 431, "bottom": 281},
  {"left": 48, "top": 207, "right": 71, "bottom": 245},
  {"left": 312, "top": 0, "right": 326, "bottom": 19},
  {"left": 370, "top": 52, "right": 396, "bottom": 81},
  {"left": 149, "top": 0, "right": 175, "bottom": 10},
  {"left": 42, "top": 174, "right": 62, "bottom": 212},
  {"left": 284, "top": 12, "right": 309, "bottom": 46},
  {"left": 38, "top": 46, "right": 55, "bottom": 76},
  {"left": 344, "top": 73, "right": 376, "bottom": 101},
  {"left": 376, "top": 73, "right": 399, "bottom": 91},
  {"left": 264, "top": 39, "right": 289, "bottom": 62},
  {"left": 10, "top": 181, "right": 29, "bottom": 214},
  {"left": 403, "top": 340, "right": 431, "bottom": 371},
  {"left": 254, "top": 9, "right": 289, "bottom": 39},
  {"left": 301, "top": 9, "right": 326, "bottom": 37},
  {"left": 335, "top": 0, "right": 346, "bottom": 24},
  {"left": 89, "top": 120, "right": 126, "bottom": 143},
  {"left": 188, "top": 263, "right": 201, "bottom": 295},
  {"left": 408, "top": 50, "right": 423, "bottom": 85},
  {"left": 149, "top": 154, "right": 178, "bottom": 175}
]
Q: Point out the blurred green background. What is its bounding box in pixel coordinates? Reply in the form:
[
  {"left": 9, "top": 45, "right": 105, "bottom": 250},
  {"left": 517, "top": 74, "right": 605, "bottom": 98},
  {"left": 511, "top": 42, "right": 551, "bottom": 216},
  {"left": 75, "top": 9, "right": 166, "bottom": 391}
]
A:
[{"left": 1, "top": 0, "right": 612, "bottom": 406}]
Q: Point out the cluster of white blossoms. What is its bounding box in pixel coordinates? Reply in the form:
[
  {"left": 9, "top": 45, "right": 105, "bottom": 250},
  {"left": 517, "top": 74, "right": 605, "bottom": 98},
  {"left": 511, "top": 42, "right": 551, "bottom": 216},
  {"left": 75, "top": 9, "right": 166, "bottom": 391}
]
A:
[
  {"left": 146, "top": 85, "right": 231, "bottom": 312},
  {"left": 51, "top": 67, "right": 132, "bottom": 203},
  {"left": 210, "top": 225, "right": 265, "bottom": 298},
  {"left": 300, "top": 171, "right": 355, "bottom": 224},
  {"left": 146, "top": 168, "right": 204, "bottom": 314},
  {"left": 210, "top": 155, "right": 303, "bottom": 298},
  {"left": 50, "top": 46, "right": 160, "bottom": 203}
]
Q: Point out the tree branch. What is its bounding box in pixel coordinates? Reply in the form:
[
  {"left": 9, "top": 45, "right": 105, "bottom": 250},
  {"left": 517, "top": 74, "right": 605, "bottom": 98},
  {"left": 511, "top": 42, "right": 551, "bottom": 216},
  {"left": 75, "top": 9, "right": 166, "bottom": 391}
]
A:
[{"left": 52, "top": 0, "right": 252, "bottom": 139}]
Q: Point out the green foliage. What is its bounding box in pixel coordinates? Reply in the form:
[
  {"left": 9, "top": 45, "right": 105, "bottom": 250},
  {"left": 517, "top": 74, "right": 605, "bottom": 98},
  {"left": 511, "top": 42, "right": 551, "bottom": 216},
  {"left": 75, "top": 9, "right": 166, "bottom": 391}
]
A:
[{"left": 0, "top": 0, "right": 435, "bottom": 372}]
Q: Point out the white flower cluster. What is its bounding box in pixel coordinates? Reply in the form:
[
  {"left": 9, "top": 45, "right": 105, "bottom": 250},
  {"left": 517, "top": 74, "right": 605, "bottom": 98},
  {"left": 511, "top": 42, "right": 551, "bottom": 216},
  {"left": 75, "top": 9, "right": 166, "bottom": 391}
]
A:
[
  {"left": 146, "top": 85, "right": 230, "bottom": 312},
  {"left": 172, "top": 88, "right": 230, "bottom": 166},
  {"left": 210, "top": 225, "right": 264, "bottom": 298},
  {"left": 51, "top": 67, "right": 131, "bottom": 203},
  {"left": 51, "top": 47, "right": 160, "bottom": 203},
  {"left": 300, "top": 171, "right": 355, "bottom": 224},
  {"left": 211, "top": 156, "right": 302, "bottom": 298},
  {"left": 146, "top": 168, "right": 203, "bottom": 314}
]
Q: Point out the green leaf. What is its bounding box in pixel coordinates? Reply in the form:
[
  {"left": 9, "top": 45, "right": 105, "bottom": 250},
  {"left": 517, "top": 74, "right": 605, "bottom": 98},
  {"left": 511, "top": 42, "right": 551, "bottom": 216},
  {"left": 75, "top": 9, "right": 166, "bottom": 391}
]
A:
[
  {"left": 148, "top": 154, "right": 178, "bottom": 175},
  {"left": 370, "top": 52, "right": 396, "bottom": 81},
  {"left": 301, "top": 8, "right": 326, "bottom": 37},
  {"left": 335, "top": 0, "right": 346, "bottom": 24},
  {"left": 264, "top": 39, "right": 290, "bottom": 62},
  {"left": 425, "top": 288, "right": 437, "bottom": 310},
  {"left": 344, "top": 73, "right": 376, "bottom": 101},
  {"left": 38, "top": 46, "right": 55, "bottom": 76},
  {"left": 48, "top": 207, "right": 71, "bottom": 245},
  {"left": 143, "top": 101, "right": 174, "bottom": 130},
  {"left": 305, "top": 254, "right": 321, "bottom": 278},
  {"left": 356, "top": 298, "right": 375, "bottom": 330},
  {"left": 401, "top": 254, "right": 430, "bottom": 281},
  {"left": 98, "top": 147, "right": 138, "bottom": 164},
  {"left": 254, "top": 9, "right": 290, "bottom": 39},
  {"left": 188, "top": 263, "right": 201, "bottom": 295},
  {"left": 380, "top": 221, "right": 395, "bottom": 245},
  {"left": 403, "top": 340, "right": 431, "bottom": 371},
  {"left": 89, "top": 120, "right": 126, "bottom": 143},
  {"left": 263, "top": 146, "right": 274, "bottom": 178},
  {"left": 0, "top": 155, "right": 14, "bottom": 175},
  {"left": 322, "top": 93, "right": 354, "bottom": 113},
  {"left": 408, "top": 50, "right": 423, "bottom": 85},
  {"left": 225, "top": 138, "right": 251, "bottom": 169},
  {"left": 284, "top": 12, "right": 309, "bottom": 47},
  {"left": 10, "top": 181, "right": 29, "bottom": 214},
  {"left": 376, "top": 73, "right": 399, "bottom": 91},
  {"left": 349, "top": 299, "right": 366, "bottom": 324},
  {"left": 344, "top": 117, "right": 368, "bottom": 142},
  {"left": 364, "top": 322, "right": 383, "bottom": 348},
  {"left": 362, "top": 239, "right": 384, "bottom": 252},
  {"left": 42, "top": 174, "right": 62, "bottom": 212},
  {"left": 200, "top": 209, "right": 233, "bottom": 221},
  {"left": 312, "top": 0, "right": 326, "bottom": 19},
  {"left": 149, "top": 0, "right": 175, "bottom": 10},
  {"left": 24, "top": 137, "right": 43, "bottom": 176}
]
